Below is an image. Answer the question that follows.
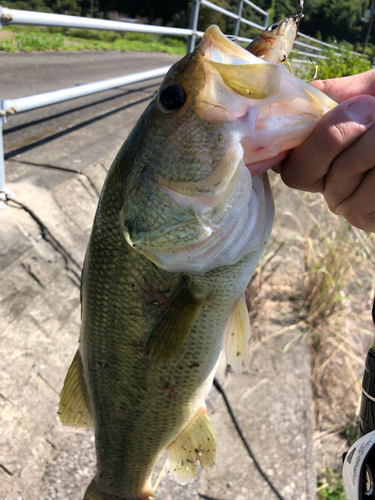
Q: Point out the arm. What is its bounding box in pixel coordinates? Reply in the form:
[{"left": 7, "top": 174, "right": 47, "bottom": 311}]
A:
[{"left": 276, "top": 68, "right": 375, "bottom": 232}]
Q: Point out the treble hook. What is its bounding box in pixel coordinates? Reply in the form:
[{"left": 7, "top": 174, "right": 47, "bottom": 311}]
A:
[{"left": 293, "top": 0, "right": 304, "bottom": 24}]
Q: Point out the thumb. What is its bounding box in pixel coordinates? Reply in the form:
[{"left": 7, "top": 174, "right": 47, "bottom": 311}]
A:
[
  {"left": 279, "top": 95, "right": 375, "bottom": 192},
  {"left": 310, "top": 68, "right": 375, "bottom": 102}
]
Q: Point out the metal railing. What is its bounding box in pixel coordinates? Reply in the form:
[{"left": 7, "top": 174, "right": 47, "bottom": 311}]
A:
[
  {"left": 0, "top": 1, "right": 358, "bottom": 201},
  {"left": 0, "top": 1, "right": 269, "bottom": 200},
  {"left": 292, "top": 32, "right": 339, "bottom": 63}
]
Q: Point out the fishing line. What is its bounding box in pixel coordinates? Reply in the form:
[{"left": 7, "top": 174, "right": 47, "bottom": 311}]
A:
[{"left": 213, "top": 378, "right": 286, "bottom": 500}]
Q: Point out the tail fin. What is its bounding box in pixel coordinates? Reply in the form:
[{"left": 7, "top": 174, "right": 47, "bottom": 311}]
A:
[
  {"left": 84, "top": 479, "right": 101, "bottom": 500},
  {"left": 83, "top": 478, "right": 160, "bottom": 500}
]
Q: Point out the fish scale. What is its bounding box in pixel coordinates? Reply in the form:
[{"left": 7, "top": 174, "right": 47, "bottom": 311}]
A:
[{"left": 140, "top": 107, "right": 230, "bottom": 183}]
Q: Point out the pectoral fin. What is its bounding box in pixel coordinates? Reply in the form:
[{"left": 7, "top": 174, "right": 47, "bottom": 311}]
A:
[
  {"left": 59, "top": 350, "right": 93, "bottom": 429},
  {"left": 146, "top": 282, "right": 205, "bottom": 362},
  {"left": 224, "top": 294, "right": 251, "bottom": 376},
  {"left": 208, "top": 61, "right": 280, "bottom": 99},
  {"left": 167, "top": 407, "right": 216, "bottom": 484}
]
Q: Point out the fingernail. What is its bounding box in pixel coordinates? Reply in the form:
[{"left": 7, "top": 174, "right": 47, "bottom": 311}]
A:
[{"left": 347, "top": 100, "right": 375, "bottom": 124}]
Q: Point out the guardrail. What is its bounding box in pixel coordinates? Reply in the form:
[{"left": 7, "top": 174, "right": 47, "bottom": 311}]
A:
[
  {"left": 0, "top": 1, "right": 270, "bottom": 201},
  {"left": 0, "top": 1, "right": 355, "bottom": 203}
]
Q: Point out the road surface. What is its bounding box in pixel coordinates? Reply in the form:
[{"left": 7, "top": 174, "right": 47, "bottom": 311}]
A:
[{"left": 1, "top": 51, "right": 180, "bottom": 183}]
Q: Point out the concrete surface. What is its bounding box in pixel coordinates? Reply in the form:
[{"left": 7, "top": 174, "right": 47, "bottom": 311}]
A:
[{"left": 0, "top": 50, "right": 316, "bottom": 500}]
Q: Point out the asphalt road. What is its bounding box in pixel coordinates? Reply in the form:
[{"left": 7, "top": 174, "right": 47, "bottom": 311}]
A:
[{"left": 1, "top": 51, "right": 180, "bottom": 183}]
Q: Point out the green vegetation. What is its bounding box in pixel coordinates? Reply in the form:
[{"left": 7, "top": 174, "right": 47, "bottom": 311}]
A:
[
  {"left": 2, "top": 0, "right": 375, "bottom": 61},
  {"left": 2, "top": 0, "right": 375, "bottom": 52},
  {"left": 317, "top": 45, "right": 371, "bottom": 78},
  {"left": 1, "top": 0, "right": 93, "bottom": 16},
  {"left": 293, "top": 42, "right": 371, "bottom": 81},
  {"left": 0, "top": 26, "right": 186, "bottom": 54},
  {"left": 318, "top": 470, "right": 346, "bottom": 499},
  {"left": 304, "top": 224, "right": 354, "bottom": 328}
]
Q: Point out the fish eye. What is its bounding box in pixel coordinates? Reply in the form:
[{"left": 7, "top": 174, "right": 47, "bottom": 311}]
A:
[
  {"left": 268, "top": 23, "right": 279, "bottom": 31},
  {"left": 158, "top": 84, "right": 186, "bottom": 113}
]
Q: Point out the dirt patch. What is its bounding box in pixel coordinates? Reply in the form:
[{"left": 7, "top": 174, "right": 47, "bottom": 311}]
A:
[
  {"left": 268, "top": 175, "right": 375, "bottom": 486},
  {"left": 0, "top": 31, "right": 13, "bottom": 41}
]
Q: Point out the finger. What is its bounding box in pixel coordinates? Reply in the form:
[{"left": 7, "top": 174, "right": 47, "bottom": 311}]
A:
[
  {"left": 324, "top": 122, "right": 375, "bottom": 212},
  {"left": 279, "top": 96, "right": 375, "bottom": 192},
  {"left": 310, "top": 68, "right": 375, "bottom": 102},
  {"left": 333, "top": 167, "right": 375, "bottom": 232}
]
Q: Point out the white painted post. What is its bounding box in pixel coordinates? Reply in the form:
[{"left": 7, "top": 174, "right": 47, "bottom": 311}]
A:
[
  {"left": 187, "top": 0, "right": 200, "bottom": 53},
  {"left": 233, "top": 0, "right": 245, "bottom": 38}
]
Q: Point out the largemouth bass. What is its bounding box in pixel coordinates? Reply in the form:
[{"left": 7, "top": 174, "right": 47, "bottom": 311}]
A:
[{"left": 59, "top": 25, "right": 335, "bottom": 500}]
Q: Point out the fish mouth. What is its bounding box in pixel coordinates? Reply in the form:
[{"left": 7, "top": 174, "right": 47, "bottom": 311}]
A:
[
  {"left": 198, "top": 25, "right": 268, "bottom": 66},
  {"left": 245, "top": 150, "right": 292, "bottom": 176},
  {"left": 122, "top": 25, "right": 336, "bottom": 274},
  {"left": 195, "top": 25, "right": 336, "bottom": 173}
]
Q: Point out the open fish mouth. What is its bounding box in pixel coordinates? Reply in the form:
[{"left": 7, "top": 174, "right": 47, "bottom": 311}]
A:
[
  {"left": 195, "top": 26, "right": 336, "bottom": 174},
  {"left": 121, "top": 25, "right": 336, "bottom": 274}
]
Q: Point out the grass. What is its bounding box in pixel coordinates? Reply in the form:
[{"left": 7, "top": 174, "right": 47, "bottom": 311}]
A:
[
  {"left": 317, "top": 469, "right": 346, "bottom": 499},
  {"left": 0, "top": 26, "right": 186, "bottom": 54},
  {"left": 287, "top": 190, "right": 375, "bottom": 496},
  {"left": 304, "top": 221, "right": 369, "bottom": 328},
  {"left": 248, "top": 176, "right": 375, "bottom": 498},
  {"left": 294, "top": 44, "right": 371, "bottom": 80}
]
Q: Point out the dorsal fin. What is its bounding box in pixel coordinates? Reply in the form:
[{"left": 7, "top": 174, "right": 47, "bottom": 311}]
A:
[
  {"left": 167, "top": 407, "right": 216, "bottom": 485},
  {"left": 59, "top": 350, "right": 93, "bottom": 429},
  {"left": 224, "top": 293, "right": 251, "bottom": 376}
]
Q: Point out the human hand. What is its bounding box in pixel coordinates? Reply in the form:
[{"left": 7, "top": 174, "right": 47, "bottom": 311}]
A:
[{"left": 275, "top": 68, "right": 375, "bottom": 232}]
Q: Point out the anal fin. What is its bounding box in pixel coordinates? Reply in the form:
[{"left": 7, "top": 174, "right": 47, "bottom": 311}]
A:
[
  {"left": 167, "top": 407, "right": 216, "bottom": 485},
  {"left": 224, "top": 293, "right": 251, "bottom": 376},
  {"left": 84, "top": 479, "right": 101, "bottom": 500},
  {"left": 59, "top": 350, "right": 93, "bottom": 429}
]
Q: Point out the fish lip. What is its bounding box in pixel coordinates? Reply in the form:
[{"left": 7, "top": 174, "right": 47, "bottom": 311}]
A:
[
  {"left": 245, "top": 150, "right": 292, "bottom": 176},
  {"left": 198, "top": 25, "right": 266, "bottom": 66}
]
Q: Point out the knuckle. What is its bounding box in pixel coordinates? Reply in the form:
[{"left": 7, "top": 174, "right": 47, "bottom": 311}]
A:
[
  {"left": 317, "top": 121, "right": 348, "bottom": 151},
  {"left": 280, "top": 167, "right": 321, "bottom": 191},
  {"left": 333, "top": 202, "right": 375, "bottom": 231},
  {"left": 329, "top": 151, "right": 349, "bottom": 176}
]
